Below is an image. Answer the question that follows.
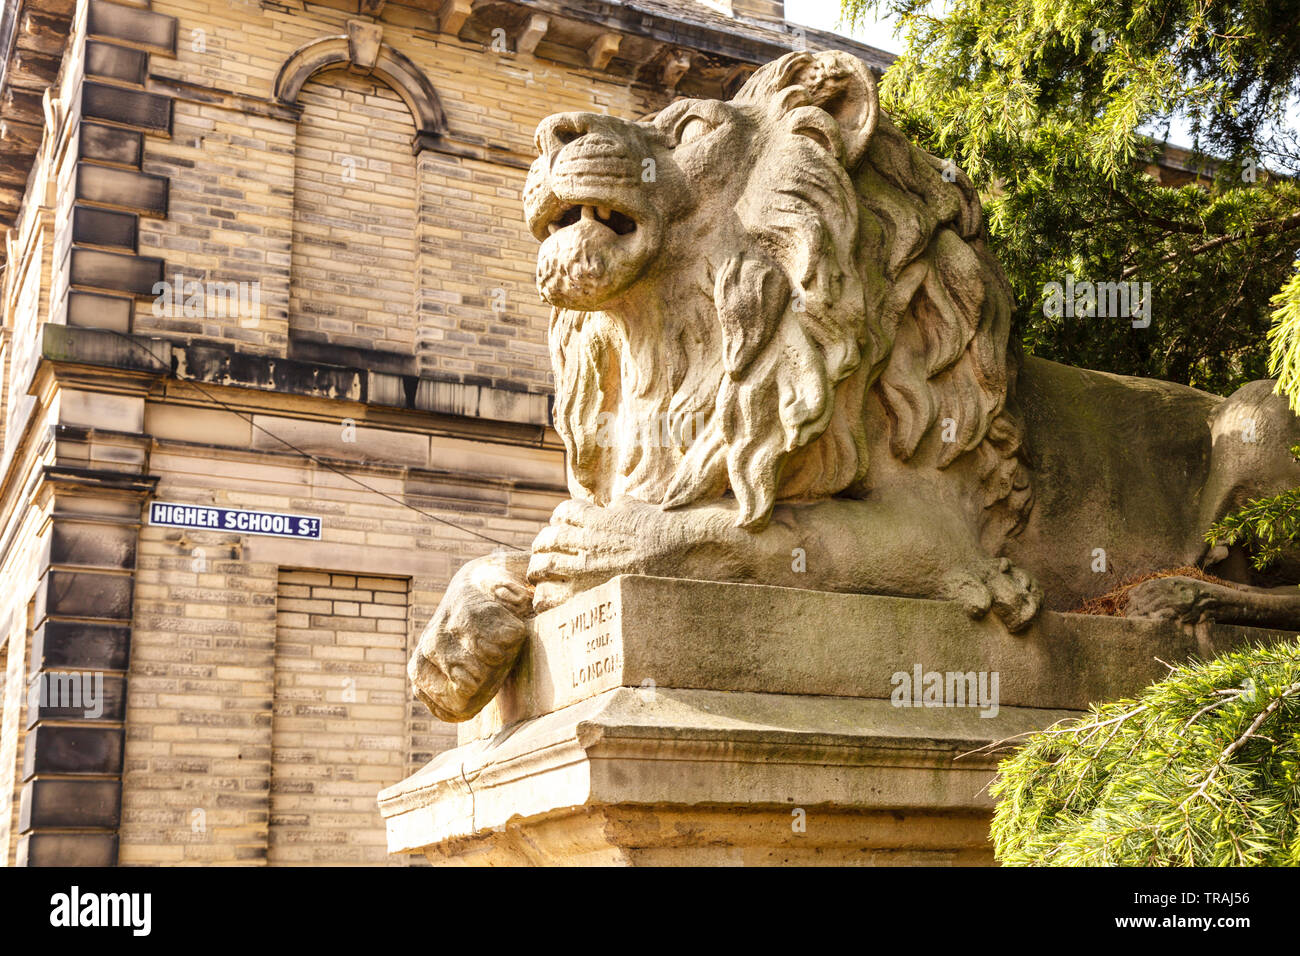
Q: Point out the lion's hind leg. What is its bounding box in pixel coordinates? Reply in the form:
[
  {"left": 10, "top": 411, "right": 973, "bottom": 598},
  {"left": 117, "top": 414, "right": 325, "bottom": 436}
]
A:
[{"left": 1125, "top": 574, "right": 1300, "bottom": 629}]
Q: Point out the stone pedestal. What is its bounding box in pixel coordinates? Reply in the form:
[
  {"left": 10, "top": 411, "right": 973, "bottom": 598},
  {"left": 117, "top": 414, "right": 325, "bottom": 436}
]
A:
[{"left": 379, "top": 575, "right": 1270, "bottom": 866}]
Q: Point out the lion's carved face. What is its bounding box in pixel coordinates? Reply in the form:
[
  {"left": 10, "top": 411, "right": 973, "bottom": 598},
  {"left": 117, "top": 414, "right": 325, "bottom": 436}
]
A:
[
  {"left": 524, "top": 51, "right": 1030, "bottom": 543},
  {"left": 524, "top": 97, "right": 750, "bottom": 310}
]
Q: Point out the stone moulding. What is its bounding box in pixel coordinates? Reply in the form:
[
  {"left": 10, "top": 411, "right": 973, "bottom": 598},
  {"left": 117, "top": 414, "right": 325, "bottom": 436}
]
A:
[
  {"left": 40, "top": 324, "right": 553, "bottom": 430},
  {"left": 272, "top": 30, "right": 448, "bottom": 145},
  {"left": 381, "top": 686, "right": 1057, "bottom": 865},
  {"left": 381, "top": 575, "right": 1280, "bottom": 866}
]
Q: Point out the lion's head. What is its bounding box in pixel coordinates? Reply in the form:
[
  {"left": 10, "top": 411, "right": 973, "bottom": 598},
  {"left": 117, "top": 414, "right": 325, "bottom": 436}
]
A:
[{"left": 523, "top": 50, "right": 1031, "bottom": 544}]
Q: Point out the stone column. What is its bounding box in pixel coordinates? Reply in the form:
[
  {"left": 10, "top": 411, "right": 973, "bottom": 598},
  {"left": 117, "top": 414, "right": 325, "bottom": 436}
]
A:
[{"left": 17, "top": 388, "right": 155, "bottom": 865}]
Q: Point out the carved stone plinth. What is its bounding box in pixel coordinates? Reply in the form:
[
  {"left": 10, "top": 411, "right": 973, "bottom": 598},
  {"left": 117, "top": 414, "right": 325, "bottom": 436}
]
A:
[{"left": 379, "top": 576, "right": 1271, "bottom": 866}]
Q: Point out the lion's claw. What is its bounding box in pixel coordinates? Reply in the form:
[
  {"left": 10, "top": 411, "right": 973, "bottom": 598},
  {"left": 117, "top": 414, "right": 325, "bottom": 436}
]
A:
[
  {"left": 1125, "top": 575, "right": 1215, "bottom": 624},
  {"left": 945, "top": 557, "right": 1043, "bottom": 632}
]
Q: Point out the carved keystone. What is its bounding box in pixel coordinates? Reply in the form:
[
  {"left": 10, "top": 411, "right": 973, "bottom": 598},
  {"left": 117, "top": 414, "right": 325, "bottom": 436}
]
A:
[{"left": 347, "top": 20, "right": 383, "bottom": 73}]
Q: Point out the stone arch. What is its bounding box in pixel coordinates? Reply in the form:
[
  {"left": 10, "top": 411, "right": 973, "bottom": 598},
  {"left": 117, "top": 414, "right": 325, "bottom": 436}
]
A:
[
  {"left": 273, "top": 22, "right": 447, "bottom": 146},
  {"left": 284, "top": 64, "right": 421, "bottom": 364}
]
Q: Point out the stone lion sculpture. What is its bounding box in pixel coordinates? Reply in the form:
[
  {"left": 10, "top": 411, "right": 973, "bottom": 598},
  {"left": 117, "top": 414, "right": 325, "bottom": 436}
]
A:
[{"left": 410, "top": 50, "right": 1300, "bottom": 722}]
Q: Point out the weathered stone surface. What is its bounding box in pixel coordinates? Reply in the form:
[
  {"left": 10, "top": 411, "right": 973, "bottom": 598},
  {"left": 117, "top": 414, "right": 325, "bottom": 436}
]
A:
[
  {"left": 22, "top": 725, "right": 124, "bottom": 777},
  {"left": 72, "top": 205, "right": 138, "bottom": 251},
  {"left": 249, "top": 414, "right": 429, "bottom": 467},
  {"left": 413, "top": 376, "right": 550, "bottom": 426},
  {"left": 460, "top": 575, "right": 1278, "bottom": 742},
  {"left": 64, "top": 290, "right": 133, "bottom": 332},
  {"left": 425, "top": 435, "right": 564, "bottom": 488},
  {"left": 19, "top": 780, "right": 122, "bottom": 832},
  {"left": 26, "top": 673, "right": 127, "bottom": 725},
  {"left": 34, "top": 569, "right": 134, "bottom": 621},
  {"left": 42, "top": 323, "right": 171, "bottom": 372},
  {"left": 84, "top": 41, "right": 149, "bottom": 85},
  {"left": 288, "top": 337, "right": 417, "bottom": 378},
  {"left": 87, "top": 0, "right": 177, "bottom": 54},
  {"left": 81, "top": 82, "right": 172, "bottom": 133},
  {"left": 69, "top": 248, "right": 165, "bottom": 295},
  {"left": 40, "top": 328, "right": 560, "bottom": 443},
  {"left": 46, "top": 518, "right": 138, "bottom": 570},
  {"left": 79, "top": 122, "right": 143, "bottom": 167},
  {"left": 75, "top": 163, "right": 168, "bottom": 215},
  {"left": 410, "top": 806, "right": 996, "bottom": 867},
  {"left": 29, "top": 621, "right": 131, "bottom": 674},
  {"left": 180, "top": 344, "right": 362, "bottom": 400},
  {"left": 20, "top": 779, "right": 122, "bottom": 830},
  {"left": 56, "top": 388, "right": 144, "bottom": 433},
  {"left": 409, "top": 49, "right": 1300, "bottom": 728},
  {"left": 144, "top": 403, "right": 252, "bottom": 447},
  {"left": 18, "top": 833, "right": 118, "bottom": 867},
  {"left": 382, "top": 682, "right": 1076, "bottom": 865}
]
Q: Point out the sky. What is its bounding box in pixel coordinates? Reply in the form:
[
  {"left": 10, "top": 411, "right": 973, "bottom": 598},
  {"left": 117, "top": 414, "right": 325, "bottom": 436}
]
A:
[
  {"left": 784, "top": 0, "right": 1300, "bottom": 158},
  {"left": 789, "top": 0, "right": 904, "bottom": 54}
]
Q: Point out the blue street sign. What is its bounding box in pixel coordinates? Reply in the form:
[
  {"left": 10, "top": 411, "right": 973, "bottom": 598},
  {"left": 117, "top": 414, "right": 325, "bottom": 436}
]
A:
[{"left": 148, "top": 501, "right": 322, "bottom": 539}]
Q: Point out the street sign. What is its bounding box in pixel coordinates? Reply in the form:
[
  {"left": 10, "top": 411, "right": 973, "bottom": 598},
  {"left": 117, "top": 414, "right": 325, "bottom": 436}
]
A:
[{"left": 148, "top": 501, "right": 322, "bottom": 539}]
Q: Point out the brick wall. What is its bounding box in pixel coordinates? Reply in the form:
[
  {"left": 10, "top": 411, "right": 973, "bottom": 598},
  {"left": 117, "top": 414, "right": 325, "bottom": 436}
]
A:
[
  {"left": 270, "top": 570, "right": 409, "bottom": 865},
  {"left": 289, "top": 71, "right": 418, "bottom": 360},
  {"left": 130, "top": 98, "right": 296, "bottom": 353},
  {"left": 119, "top": 419, "right": 563, "bottom": 864},
  {"left": 129, "top": 0, "right": 671, "bottom": 386}
]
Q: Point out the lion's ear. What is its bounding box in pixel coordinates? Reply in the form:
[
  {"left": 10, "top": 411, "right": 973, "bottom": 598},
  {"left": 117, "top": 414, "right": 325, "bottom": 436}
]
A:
[
  {"left": 738, "top": 51, "right": 879, "bottom": 169},
  {"left": 714, "top": 253, "right": 790, "bottom": 377},
  {"left": 797, "top": 52, "right": 878, "bottom": 168}
]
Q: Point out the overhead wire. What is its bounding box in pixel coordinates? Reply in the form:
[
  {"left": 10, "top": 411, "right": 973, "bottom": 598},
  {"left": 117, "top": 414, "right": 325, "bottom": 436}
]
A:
[{"left": 100, "top": 327, "right": 528, "bottom": 551}]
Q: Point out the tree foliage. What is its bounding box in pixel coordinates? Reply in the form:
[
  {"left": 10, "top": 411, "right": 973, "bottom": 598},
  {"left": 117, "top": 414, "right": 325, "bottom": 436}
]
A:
[
  {"left": 1206, "top": 460, "right": 1300, "bottom": 571},
  {"left": 990, "top": 640, "right": 1300, "bottom": 865},
  {"left": 1269, "top": 258, "right": 1300, "bottom": 409},
  {"left": 838, "top": 3, "right": 1300, "bottom": 863},
  {"left": 841, "top": 0, "right": 1300, "bottom": 393}
]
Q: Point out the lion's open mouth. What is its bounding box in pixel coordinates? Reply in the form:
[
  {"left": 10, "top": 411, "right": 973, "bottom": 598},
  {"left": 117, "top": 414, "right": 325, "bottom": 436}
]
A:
[
  {"left": 531, "top": 194, "right": 656, "bottom": 309},
  {"left": 525, "top": 177, "right": 659, "bottom": 309},
  {"left": 538, "top": 203, "right": 638, "bottom": 239}
]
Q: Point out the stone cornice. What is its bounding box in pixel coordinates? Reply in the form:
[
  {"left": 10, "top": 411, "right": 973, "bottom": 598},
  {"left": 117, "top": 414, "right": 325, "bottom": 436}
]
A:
[{"left": 40, "top": 323, "right": 557, "bottom": 433}]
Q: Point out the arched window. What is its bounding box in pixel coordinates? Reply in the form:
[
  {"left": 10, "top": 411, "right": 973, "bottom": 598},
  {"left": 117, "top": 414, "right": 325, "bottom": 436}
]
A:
[
  {"left": 289, "top": 69, "right": 418, "bottom": 362},
  {"left": 273, "top": 25, "right": 446, "bottom": 371}
]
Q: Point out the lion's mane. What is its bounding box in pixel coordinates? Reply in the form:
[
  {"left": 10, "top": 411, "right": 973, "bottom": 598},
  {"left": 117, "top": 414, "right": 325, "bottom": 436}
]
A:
[{"left": 548, "top": 51, "right": 1032, "bottom": 547}]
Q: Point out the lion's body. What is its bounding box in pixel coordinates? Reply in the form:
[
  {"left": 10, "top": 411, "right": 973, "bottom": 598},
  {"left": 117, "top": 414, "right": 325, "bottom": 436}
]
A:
[
  {"left": 1012, "top": 357, "right": 1220, "bottom": 609},
  {"left": 410, "top": 50, "right": 1300, "bottom": 724},
  {"left": 1011, "top": 356, "right": 1300, "bottom": 609}
]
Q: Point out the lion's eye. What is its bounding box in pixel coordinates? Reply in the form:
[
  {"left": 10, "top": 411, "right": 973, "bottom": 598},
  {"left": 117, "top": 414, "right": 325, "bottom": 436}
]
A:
[{"left": 675, "top": 115, "right": 714, "bottom": 147}]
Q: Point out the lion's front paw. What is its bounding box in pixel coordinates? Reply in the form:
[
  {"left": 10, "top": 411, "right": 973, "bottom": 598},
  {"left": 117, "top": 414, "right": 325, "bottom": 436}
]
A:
[
  {"left": 409, "top": 553, "right": 532, "bottom": 722},
  {"left": 527, "top": 498, "right": 730, "bottom": 611},
  {"left": 944, "top": 557, "right": 1043, "bottom": 633}
]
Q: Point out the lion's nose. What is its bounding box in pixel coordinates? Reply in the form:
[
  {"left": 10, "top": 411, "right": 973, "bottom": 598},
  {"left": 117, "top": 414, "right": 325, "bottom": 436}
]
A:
[{"left": 535, "top": 112, "right": 601, "bottom": 157}]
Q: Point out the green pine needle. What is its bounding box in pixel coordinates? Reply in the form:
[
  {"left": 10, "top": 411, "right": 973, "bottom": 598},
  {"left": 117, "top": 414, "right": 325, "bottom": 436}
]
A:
[{"left": 990, "top": 640, "right": 1300, "bottom": 866}]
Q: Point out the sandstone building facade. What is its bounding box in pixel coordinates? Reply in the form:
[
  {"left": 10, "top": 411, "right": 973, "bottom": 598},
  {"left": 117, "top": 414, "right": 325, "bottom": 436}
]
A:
[{"left": 0, "top": 0, "right": 893, "bottom": 865}]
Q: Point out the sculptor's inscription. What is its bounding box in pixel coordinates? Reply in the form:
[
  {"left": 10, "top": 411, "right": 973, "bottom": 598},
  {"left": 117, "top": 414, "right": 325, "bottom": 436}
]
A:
[{"left": 555, "top": 598, "right": 622, "bottom": 692}]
